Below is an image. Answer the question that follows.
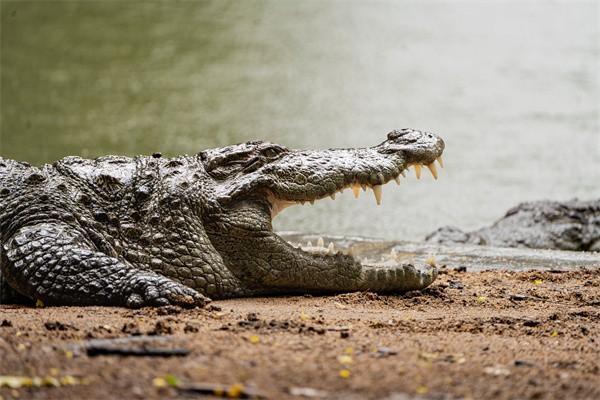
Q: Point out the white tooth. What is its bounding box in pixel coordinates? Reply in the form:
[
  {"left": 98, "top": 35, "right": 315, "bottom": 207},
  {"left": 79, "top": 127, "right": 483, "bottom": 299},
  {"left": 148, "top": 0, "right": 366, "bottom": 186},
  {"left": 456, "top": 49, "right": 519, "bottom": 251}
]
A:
[
  {"left": 361, "top": 184, "right": 367, "bottom": 191},
  {"left": 414, "top": 164, "right": 422, "bottom": 179},
  {"left": 317, "top": 237, "right": 324, "bottom": 248},
  {"left": 372, "top": 185, "right": 382, "bottom": 205},
  {"left": 327, "top": 242, "right": 335, "bottom": 254},
  {"left": 352, "top": 184, "right": 360, "bottom": 198},
  {"left": 427, "top": 163, "right": 438, "bottom": 180},
  {"left": 306, "top": 241, "right": 312, "bottom": 247},
  {"left": 394, "top": 176, "right": 401, "bottom": 185},
  {"left": 330, "top": 193, "right": 336, "bottom": 200},
  {"left": 390, "top": 248, "right": 397, "bottom": 260},
  {"left": 437, "top": 156, "right": 444, "bottom": 168}
]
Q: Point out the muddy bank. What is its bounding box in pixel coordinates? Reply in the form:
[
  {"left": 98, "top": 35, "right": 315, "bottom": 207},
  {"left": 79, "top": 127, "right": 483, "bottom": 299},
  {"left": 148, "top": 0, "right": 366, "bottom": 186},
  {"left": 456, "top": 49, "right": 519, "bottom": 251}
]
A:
[{"left": 1, "top": 268, "right": 598, "bottom": 400}]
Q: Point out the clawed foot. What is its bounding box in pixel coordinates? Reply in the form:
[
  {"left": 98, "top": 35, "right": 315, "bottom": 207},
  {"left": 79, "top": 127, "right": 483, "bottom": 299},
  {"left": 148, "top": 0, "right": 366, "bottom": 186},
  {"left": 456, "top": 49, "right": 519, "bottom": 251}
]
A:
[{"left": 125, "top": 275, "right": 211, "bottom": 309}]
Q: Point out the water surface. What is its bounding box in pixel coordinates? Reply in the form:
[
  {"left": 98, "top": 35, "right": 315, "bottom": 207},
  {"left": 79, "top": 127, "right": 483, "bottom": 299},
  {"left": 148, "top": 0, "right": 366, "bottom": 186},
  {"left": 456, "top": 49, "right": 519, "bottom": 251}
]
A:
[{"left": 1, "top": 0, "right": 599, "bottom": 239}]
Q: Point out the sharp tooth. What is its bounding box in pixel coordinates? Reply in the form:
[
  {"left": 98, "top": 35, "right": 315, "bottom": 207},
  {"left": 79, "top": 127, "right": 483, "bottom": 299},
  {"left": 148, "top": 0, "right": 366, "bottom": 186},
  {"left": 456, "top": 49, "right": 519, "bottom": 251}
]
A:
[
  {"left": 390, "top": 248, "right": 397, "bottom": 260},
  {"left": 377, "top": 173, "right": 385, "bottom": 185},
  {"left": 300, "top": 201, "right": 306, "bottom": 205},
  {"left": 307, "top": 241, "right": 313, "bottom": 247},
  {"left": 327, "top": 242, "right": 335, "bottom": 254},
  {"left": 394, "top": 176, "right": 401, "bottom": 185},
  {"left": 427, "top": 163, "right": 438, "bottom": 179},
  {"left": 437, "top": 156, "right": 444, "bottom": 168},
  {"left": 330, "top": 193, "right": 336, "bottom": 200},
  {"left": 317, "top": 237, "right": 324, "bottom": 248},
  {"left": 352, "top": 184, "right": 360, "bottom": 198},
  {"left": 361, "top": 184, "right": 367, "bottom": 191},
  {"left": 372, "top": 185, "right": 382, "bottom": 205},
  {"left": 414, "top": 164, "right": 422, "bottom": 179}
]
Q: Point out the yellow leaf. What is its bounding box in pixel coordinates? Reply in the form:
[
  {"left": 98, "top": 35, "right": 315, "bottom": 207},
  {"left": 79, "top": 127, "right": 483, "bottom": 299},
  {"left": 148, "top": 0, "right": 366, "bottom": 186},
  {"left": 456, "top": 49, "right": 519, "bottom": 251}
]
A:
[
  {"left": 60, "top": 375, "right": 79, "bottom": 386},
  {"left": 49, "top": 368, "right": 59, "bottom": 376},
  {"left": 476, "top": 296, "right": 487, "bottom": 303},
  {"left": 42, "top": 376, "right": 60, "bottom": 387},
  {"left": 0, "top": 376, "right": 30, "bottom": 388},
  {"left": 337, "top": 355, "right": 353, "bottom": 365},
  {"left": 227, "top": 383, "right": 245, "bottom": 398},
  {"left": 152, "top": 377, "right": 167, "bottom": 388},
  {"left": 35, "top": 299, "right": 44, "bottom": 308},
  {"left": 339, "top": 369, "right": 351, "bottom": 379},
  {"left": 550, "top": 330, "right": 559, "bottom": 337},
  {"left": 533, "top": 279, "right": 543, "bottom": 285},
  {"left": 249, "top": 335, "right": 260, "bottom": 344},
  {"left": 64, "top": 350, "right": 73, "bottom": 359},
  {"left": 416, "top": 385, "right": 428, "bottom": 394},
  {"left": 344, "top": 347, "right": 354, "bottom": 355},
  {"left": 300, "top": 311, "right": 309, "bottom": 321}
]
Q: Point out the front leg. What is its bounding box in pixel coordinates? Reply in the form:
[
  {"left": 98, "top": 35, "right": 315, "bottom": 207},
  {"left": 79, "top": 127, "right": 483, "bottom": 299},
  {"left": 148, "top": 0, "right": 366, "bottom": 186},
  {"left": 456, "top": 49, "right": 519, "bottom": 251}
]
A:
[{"left": 1, "top": 223, "right": 209, "bottom": 308}]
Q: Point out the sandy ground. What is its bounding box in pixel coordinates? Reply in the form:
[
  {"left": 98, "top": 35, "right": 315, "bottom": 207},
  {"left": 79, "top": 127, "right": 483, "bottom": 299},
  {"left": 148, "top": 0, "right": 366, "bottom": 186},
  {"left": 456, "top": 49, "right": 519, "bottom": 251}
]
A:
[{"left": 0, "top": 268, "right": 599, "bottom": 400}]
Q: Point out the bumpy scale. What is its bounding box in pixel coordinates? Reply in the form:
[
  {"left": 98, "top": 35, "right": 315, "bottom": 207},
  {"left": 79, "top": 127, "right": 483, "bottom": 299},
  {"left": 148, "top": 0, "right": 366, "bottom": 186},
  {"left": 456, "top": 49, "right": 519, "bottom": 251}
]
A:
[{"left": 0, "top": 129, "right": 445, "bottom": 307}]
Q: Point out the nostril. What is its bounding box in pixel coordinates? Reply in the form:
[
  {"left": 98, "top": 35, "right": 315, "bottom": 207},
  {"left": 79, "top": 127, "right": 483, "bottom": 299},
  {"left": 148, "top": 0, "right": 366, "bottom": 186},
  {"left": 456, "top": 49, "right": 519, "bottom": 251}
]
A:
[{"left": 387, "top": 128, "right": 412, "bottom": 140}]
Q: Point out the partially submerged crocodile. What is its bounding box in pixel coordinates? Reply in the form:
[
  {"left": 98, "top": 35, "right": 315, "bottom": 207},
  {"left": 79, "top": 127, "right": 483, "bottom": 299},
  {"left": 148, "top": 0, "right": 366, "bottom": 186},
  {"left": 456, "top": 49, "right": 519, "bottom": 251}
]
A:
[
  {"left": 0, "top": 129, "right": 444, "bottom": 307},
  {"left": 426, "top": 199, "right": 600, "bottom": 252}
]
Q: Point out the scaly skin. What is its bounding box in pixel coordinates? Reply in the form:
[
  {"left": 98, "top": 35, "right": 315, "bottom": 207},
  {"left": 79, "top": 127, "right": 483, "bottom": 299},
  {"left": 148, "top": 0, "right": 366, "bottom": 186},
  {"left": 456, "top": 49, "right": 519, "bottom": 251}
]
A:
[
  {"left": 0, "top": 129, "right": 445, "bottom": 307},
  {"left": 426, "top": 199, "right": 600, "bottom": 251}
]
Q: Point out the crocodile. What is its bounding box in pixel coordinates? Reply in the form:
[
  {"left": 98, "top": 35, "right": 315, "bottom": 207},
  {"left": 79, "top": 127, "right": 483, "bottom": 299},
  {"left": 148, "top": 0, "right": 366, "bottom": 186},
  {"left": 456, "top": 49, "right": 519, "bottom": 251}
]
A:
[
  {"left": 426, "top": 199, "right": 600, "bottom": 252},
  {"left": 0, "top": 129, "right": 445, "bottom": 308}
]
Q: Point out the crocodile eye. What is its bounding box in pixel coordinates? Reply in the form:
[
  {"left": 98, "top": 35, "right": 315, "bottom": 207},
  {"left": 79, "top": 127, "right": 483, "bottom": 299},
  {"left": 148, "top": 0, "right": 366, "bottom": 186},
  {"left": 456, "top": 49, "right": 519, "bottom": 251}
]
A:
[{"left": 263, "top": 148, "right": 281, "bottom": 158}]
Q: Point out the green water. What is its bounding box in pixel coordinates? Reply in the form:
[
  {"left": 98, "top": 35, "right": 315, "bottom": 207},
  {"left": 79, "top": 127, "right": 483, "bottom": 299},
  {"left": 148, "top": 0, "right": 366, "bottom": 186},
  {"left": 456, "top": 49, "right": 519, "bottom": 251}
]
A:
[{"left": 1, "top": 1, "right": 599, "bottom": 239}]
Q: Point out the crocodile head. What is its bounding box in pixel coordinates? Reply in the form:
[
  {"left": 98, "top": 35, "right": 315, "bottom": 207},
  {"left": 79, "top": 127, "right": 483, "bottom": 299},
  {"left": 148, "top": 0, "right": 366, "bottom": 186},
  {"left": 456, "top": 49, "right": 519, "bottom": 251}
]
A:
[{"left": 200, "top": 129, "right": 445, "bottom": 294}]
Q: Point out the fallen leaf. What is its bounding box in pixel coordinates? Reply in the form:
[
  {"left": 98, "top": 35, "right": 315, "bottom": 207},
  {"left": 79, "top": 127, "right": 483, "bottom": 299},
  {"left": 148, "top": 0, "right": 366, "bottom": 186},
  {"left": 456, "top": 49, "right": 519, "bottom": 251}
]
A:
[
  {"left": 484, "top": 365, "right": 511, "bottom": 376},
  {"left": 165, "top": 374, "right": 180, "bottom": 388},
  {"left": 288, "top": 386, "right": 328, "bottom": 397},
  {"left": 339, "top": 369, "right": 351, "bottom": 379},
  {"left": 227, "top": 383, "right": 245, "bottom": 397},
  {"left": 249, "top": 335, "right": 260, "bottom": 344},
  {"left": 416, "top": 385, "right": 428, "bottom": 394},
  {"left": 337, "top": 355, "right": 352, "bottom": 365},
  {"left": 153, "top": 377, "right": 167, "bottom": 388}
]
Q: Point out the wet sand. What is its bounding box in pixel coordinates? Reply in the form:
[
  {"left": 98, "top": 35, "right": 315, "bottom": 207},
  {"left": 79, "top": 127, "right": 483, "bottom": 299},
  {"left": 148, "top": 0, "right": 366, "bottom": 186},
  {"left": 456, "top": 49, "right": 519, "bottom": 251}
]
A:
[{"left": 1, "top": 268, "right": 598, "bottom": 400}]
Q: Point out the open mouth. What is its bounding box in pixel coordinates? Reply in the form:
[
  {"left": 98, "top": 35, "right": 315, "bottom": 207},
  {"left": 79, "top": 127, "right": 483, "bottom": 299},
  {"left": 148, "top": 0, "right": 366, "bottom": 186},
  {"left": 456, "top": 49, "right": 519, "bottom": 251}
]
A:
[{"left": 266, "top": 157, "right": 444, "bottom": 263}]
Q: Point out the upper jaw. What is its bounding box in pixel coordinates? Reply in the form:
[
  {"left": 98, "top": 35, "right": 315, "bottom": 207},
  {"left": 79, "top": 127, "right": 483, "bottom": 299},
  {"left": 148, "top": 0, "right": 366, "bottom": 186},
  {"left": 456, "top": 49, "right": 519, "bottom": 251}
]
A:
[
  {"left": 219, "top": 129, "right": 444, "bottom": 217},
  {"left": 265, "top": 154, "right": 444, "bottom": 218}
]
